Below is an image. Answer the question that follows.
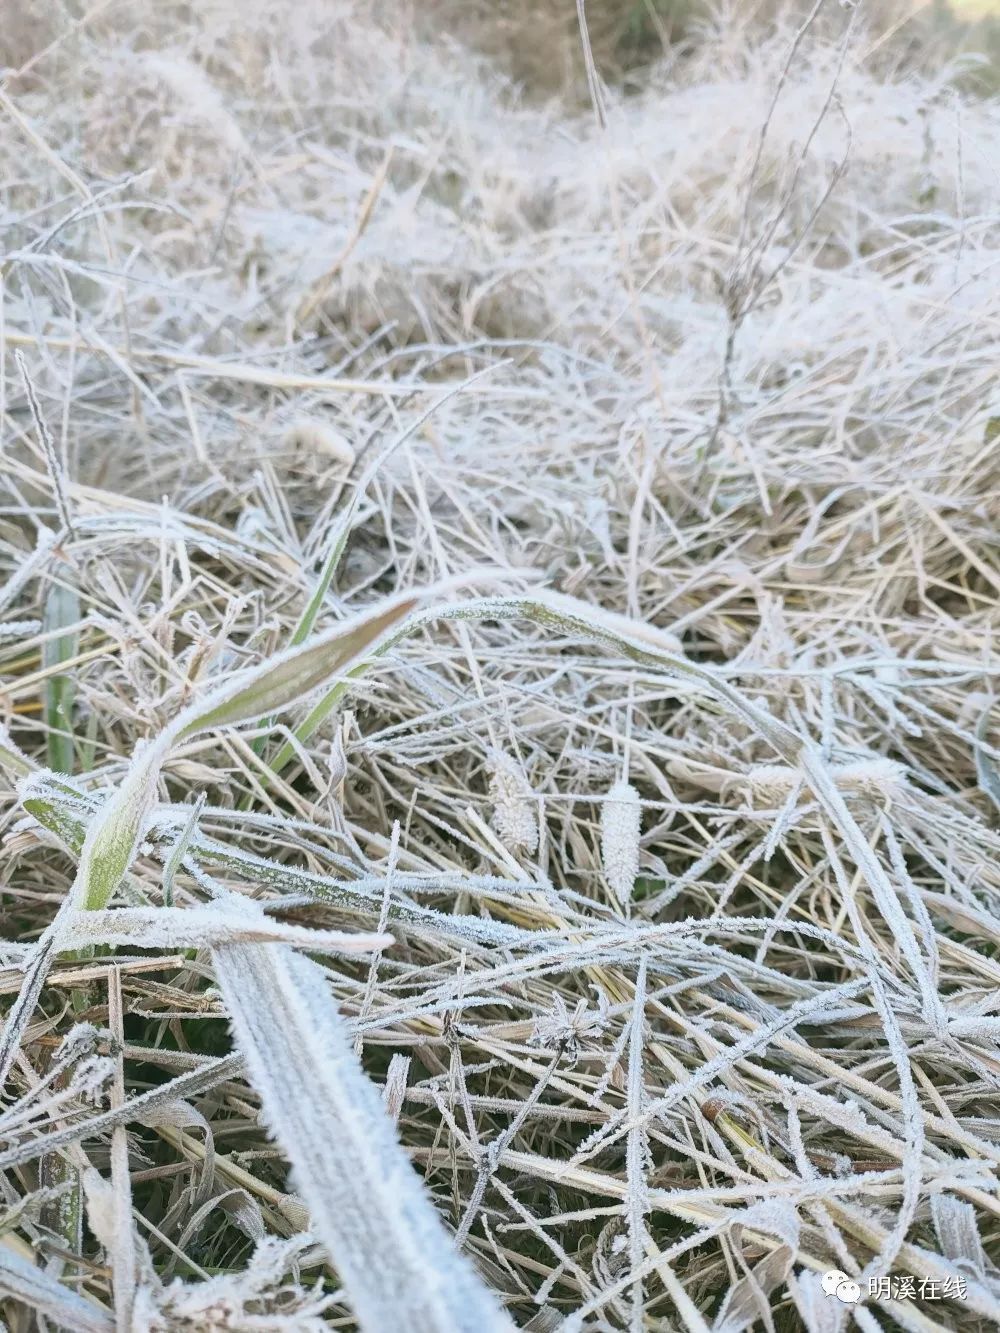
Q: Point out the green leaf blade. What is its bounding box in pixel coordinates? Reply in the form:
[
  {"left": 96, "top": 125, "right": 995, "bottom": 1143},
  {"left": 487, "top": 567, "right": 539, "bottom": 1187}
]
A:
[{"left": 42, "top": 581, "right": 80, "bottom": 774}]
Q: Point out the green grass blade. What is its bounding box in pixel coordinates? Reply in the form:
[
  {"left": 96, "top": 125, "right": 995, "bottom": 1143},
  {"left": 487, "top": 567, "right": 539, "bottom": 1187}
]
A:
[
  {"left": 175, "top": 592, "right": 417, "bottom": 740},
  {"left": 250, "top": 365, "right": 502, "bottom": 766},
  {"left": 161, "top": 793, "right": 205, "bottom": 906},
  {"left": 77, "top": 592, "right": 417, "bottom": 913},
  {"left": 42, "top": 581, "right": 80, "bottom": 774},
  {"left": 975, "top": 703, "right": 1000, "bottom": 813}
]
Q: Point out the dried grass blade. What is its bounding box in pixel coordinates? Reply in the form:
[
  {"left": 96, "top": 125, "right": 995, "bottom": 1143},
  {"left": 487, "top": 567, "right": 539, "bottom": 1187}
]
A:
[
  {"left": 107, "top": 967, "right": 137, "bottom": 1333},
  {"left": 625, "top": 958, "right": 649, "bottom": 1333},
  {"left": 0, "top": 933, "right": 58, "bottom": 1089}
]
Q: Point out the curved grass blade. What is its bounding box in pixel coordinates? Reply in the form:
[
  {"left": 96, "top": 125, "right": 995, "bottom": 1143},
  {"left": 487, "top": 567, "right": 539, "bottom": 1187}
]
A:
[
  {"left": 2, "top": 592, "right": 422, "bottom": 1089},
  {"left": 80, "top": 591, "right": 418, "bottom": 912}
]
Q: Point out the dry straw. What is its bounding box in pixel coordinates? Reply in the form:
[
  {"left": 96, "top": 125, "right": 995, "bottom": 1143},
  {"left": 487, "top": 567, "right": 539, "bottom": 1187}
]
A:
[{"left": 1, "top": 0, "right": 999, "bottom": 1328}]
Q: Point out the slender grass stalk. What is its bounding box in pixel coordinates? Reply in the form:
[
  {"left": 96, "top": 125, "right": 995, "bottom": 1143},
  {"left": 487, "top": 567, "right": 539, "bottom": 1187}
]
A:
[{"left": 42, "top": 580, "right": 80, "bottom": 774}]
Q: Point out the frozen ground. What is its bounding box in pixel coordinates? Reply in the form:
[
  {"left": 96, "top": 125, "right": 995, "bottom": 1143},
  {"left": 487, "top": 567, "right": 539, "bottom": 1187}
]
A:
[{"left": 1, "top": 2, "right": 999, "bottom": 1329}]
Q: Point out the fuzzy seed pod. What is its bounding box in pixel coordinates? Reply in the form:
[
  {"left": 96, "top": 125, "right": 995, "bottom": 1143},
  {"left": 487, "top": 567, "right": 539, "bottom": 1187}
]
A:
[
  {"left": 734, "top": 759, "right": 906, "bottom": 807},
  {"left": 601, "top": 780, "right": 641, "bottom": 905},
  {"left": 488, "top": 750, "right": 538, "bottom": 854}
]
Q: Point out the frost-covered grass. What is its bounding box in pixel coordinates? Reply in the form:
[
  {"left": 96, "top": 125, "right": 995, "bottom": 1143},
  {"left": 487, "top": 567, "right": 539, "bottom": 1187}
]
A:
[{"left": 1, "top": 0, "right": 1000, "bottom": 1328}]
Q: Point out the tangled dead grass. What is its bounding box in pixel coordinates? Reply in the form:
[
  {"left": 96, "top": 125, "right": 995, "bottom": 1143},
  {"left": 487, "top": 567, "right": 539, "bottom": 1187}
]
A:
[{"left": 1, "top": 0, "right": 1000, "bottom": 1328}]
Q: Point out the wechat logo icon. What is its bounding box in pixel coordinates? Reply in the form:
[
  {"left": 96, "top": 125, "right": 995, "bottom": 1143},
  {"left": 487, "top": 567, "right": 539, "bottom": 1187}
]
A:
[{"left": 822, "top": 1270, "right": 862, "bottom": 1303}]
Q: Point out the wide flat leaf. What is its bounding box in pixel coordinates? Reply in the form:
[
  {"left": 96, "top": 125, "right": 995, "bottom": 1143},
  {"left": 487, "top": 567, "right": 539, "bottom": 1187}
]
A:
[
  {"left": 174, "top": 592, "right": 417, "bottom": 739},
  {"left": 214, "top": 942, "right": 516, "bottom": 1333}
]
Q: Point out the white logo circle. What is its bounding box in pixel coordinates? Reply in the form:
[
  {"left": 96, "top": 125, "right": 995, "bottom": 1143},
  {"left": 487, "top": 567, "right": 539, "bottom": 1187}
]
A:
[{"left": 821, "top": 1271, "right": 862, "bottom": 1303}]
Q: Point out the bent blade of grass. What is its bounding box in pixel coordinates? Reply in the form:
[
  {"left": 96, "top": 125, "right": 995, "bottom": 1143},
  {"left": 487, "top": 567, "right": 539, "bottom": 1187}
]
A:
[
  {"left": 2, "top": 591, "right": 422, "bottom": 1090},
  {"left": 269, "top": 589, "right": 901, "bottom": 903},
  {"left": 266, "top": 587, "right": 800, "bottom": 780},
  {"left": 213, "top": 942, "right": 515, "bottom": 1333},
  {"left": 82, "top": 591, "right": 418, "bottom": 912},
  {"left": 423, "top": 591, "right": 802, "bottom": 756}
]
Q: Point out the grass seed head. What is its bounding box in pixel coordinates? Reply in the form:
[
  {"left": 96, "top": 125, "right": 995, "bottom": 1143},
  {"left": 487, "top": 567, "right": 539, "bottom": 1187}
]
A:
[
  {"left": 488, "top": 749, "right": 539, "bottom": 853},
  {"left": 601, "top": 779, "right": 641, "bottom": 905}
]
